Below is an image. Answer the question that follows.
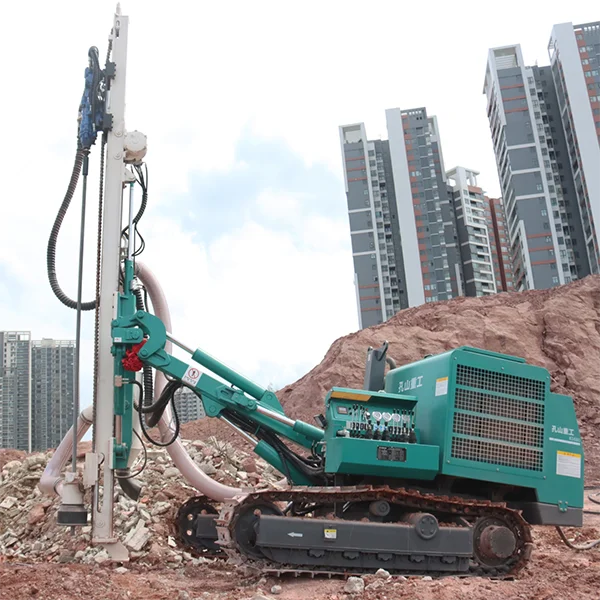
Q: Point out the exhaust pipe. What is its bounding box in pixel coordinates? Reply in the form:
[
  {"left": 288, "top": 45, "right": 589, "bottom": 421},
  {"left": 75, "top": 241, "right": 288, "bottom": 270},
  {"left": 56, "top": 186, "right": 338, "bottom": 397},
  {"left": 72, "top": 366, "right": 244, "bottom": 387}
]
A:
[{"left": 39, "top": 405, "right": 93, "bottom": 497}]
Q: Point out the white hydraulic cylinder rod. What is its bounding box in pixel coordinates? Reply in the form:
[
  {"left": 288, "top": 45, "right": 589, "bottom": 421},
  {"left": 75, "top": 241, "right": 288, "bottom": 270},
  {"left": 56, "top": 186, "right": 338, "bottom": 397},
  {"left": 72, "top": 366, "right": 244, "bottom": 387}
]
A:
[{"left": 92, "top": 9, "right": 129, "bottom": 551}]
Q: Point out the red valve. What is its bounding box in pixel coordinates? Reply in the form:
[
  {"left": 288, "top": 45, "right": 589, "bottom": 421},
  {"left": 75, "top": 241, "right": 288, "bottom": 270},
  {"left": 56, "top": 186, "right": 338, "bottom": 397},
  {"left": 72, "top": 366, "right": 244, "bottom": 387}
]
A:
[{"left": 122, "top": 339, "right": 147, "bottom": 372}]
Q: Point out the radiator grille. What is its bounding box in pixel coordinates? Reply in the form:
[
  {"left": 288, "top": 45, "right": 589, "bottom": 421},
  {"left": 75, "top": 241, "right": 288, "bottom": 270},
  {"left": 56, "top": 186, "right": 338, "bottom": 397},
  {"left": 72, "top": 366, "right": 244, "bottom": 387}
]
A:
[
  {"left": 455, "top": 388, "right": 544, "bottom": 423},
  {"left": 451, "top": 363, "right": 545, "bottom": 472},
  {"left": 451, "top": 437, "right": 543, "bottom": 471},
  {"left": 453, "top": 413, "right": 544, "bottom": 448},
  {"left": 456, "top": 364, "right": 545, "bottom": 401}
]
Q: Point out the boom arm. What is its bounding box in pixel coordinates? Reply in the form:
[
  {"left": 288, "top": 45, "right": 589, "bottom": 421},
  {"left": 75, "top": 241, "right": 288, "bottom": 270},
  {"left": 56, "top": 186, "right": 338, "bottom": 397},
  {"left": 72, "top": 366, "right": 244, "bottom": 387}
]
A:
[{"left": 112, "top": 296, "right": 325, "bottom": 485}]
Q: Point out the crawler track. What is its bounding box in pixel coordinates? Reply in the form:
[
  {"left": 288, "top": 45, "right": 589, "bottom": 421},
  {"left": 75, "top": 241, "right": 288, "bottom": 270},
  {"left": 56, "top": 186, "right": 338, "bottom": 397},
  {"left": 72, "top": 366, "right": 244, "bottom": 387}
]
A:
[{"left": 176, "top": 486, "right": 533, "bottom": 578}]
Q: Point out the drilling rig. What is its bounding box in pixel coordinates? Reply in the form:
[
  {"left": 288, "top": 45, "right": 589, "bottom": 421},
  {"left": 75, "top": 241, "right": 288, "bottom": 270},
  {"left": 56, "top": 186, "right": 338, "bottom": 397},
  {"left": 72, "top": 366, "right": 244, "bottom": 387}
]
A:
[{"left": 40, "top": 6, "right": 585, "bottom": 577}]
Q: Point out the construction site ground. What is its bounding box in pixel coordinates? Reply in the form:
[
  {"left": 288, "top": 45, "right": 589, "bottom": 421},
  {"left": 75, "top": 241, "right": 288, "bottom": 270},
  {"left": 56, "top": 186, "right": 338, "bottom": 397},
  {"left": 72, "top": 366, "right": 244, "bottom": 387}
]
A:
[
  {"left": 1, "top": 276, "right": 599, "bottom": 599},
  {"left": 1, "top": 508, "right": 600, "bottom": 600}
]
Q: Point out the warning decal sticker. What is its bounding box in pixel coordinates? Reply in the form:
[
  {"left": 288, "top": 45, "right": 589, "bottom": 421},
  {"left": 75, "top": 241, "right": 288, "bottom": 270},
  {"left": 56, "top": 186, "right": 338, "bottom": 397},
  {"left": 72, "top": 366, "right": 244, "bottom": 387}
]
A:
[
  {"left": 435, "top": 377, "right": 449, "bottom": 396},
  {"left": 182, "top": 365, "right": 201, "bottom": 387},
  {"left": 556, "top": 450, "right": 581, "bottom": 479}
]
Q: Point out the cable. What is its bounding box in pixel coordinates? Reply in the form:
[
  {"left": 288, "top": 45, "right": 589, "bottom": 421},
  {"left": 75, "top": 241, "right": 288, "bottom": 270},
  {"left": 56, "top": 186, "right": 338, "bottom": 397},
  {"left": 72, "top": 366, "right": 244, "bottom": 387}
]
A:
[
  {"left": 47, "top": 142, "right": 97, "bottom": 310},
  {"left": 220, "top": 408, "right": 326, "bottom": 484},
  {"left": 588, "top": 492, "right": 600, "bottom": 506},
  {"left": 556, "top": 526, "right": 600, "bottom": 550},
  {"left": 136, "top": 380, "right": 181, "bottom": 447}
]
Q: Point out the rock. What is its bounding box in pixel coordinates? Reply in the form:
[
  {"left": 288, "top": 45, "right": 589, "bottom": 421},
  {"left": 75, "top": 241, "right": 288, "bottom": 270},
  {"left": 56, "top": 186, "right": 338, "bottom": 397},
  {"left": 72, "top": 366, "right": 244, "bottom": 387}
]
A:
[
  {"left": 199, "top": 462, "right": 217, "bottom": 476},
  {"left": 242, "top": 457, "right": 257, "bottom": 473},
  {"left": 164, "top": 467, "right": 180, "bottom": 478},
  {"left": 365, "top": 581, "right": 385, "bottom": 591},
  {"left": 423, "top": 575, "right": 433, "bottom": 581},
  {"left": 344, "top": 577, "right": 364, "bottom": 594},
  {"left": 140, "top": 508, "right": 151, "bottom": 521},
  {"left": 58, "top": 550, "right": 74, "bottom": 563},
  {"left": 251, "top": 596, "right": 273, "bottom": 600},
  {"left": 375, "top": 568, "right": 390, "bottom": 579},
  {"left": 0, "top": 496, "right": 18, "bottom": 509},
  {"left": 237, "top": 471, "right": 248, "bottom": 481},
  {"left": 2, "top": 460, "right": 21, "bottom": 472},
  {"left": 115, "top": 566, "right": 129, "bottom": 574},
  {"left": 125, "top": 525, "right": 151, "bottom": 552},
  {"left": 178, "top": 591, "right": 191, "bottom": 600},
  {"left": 270, "top": 585, "right": 282, "bottom": 595},
  {"left": 74, "top": 550, "right": 85, "bottom": 560},
  {"left": 151, "top": 501, "right": 171, "bottom": 516},
  {"left": 23, "top": 455, "right": 46, "bottom": 470},
  {"left": 168, "top": 536, "right": 177, "bottom": 547},
  {"left": 223, "top": 463, "right": 237, "bottom": 477},
  {"left": 94, "top": 550, "right": 110, "bottom": 564}
]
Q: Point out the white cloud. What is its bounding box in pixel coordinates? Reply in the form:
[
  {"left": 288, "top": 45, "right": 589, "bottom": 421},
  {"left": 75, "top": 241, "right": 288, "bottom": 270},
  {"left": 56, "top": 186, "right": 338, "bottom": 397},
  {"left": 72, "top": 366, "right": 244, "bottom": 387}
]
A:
[{"left": 139, "top": 190, "right": 358, "bottom": 389}]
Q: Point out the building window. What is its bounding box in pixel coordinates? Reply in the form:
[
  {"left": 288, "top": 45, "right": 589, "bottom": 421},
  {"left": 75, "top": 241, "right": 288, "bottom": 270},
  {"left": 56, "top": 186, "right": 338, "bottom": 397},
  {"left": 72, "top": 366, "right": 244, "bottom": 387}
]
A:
[
  {"left": 541, "top": 209, "right": 547, "bottom": 216},
  {"left": 536, "top": 184, "right": 543, "bottom": 191}
]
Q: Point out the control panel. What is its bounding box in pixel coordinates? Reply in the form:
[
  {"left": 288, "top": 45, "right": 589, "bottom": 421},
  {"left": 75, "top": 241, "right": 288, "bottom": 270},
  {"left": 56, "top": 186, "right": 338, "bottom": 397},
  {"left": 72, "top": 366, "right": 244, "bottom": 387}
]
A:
[
  {"left": 324, "top": 387, "right": 421, "bottom": 444},
  {"left": 335, "top": 403, "right": 417, "bottom": 443},
  {"left": 322, "top": 387, "right": 440, "bottom": 479}
]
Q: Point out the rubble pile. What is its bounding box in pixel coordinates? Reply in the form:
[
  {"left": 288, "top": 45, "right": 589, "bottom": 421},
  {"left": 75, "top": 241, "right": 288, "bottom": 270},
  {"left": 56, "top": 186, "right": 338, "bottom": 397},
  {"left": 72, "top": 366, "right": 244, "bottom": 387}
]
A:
[{"left": 0, "top": 436, "right": 280, "bottom": 564}]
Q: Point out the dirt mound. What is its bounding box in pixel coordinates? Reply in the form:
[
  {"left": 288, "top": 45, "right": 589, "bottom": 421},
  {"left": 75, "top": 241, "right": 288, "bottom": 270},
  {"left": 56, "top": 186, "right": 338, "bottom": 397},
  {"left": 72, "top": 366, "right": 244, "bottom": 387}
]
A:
[
  {"left": 275, "top": 275, "right": 600, "bottom": 481},
  {"left": 184, "top": 276, "right": 600, "bottom": 482}
]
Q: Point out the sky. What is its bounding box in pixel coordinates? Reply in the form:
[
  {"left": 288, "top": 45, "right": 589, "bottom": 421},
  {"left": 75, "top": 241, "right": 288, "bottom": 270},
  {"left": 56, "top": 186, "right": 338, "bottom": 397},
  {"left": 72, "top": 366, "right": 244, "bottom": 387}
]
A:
[{"left": 0, "top": 0, "right": 597, "bottom": 414}]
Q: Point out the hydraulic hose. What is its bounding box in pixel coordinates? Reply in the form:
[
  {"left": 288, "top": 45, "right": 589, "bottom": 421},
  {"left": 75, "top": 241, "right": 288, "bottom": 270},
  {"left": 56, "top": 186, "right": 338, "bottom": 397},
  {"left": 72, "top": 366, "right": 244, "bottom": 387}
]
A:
[
  {"left": 47, "top": 143, "right": 97, "bottom": 311},
  {"left": 133, "top": 286, "right": 154, "bottom": 407},
  {"left": 556, "top": 526, "right": 600, "bottom": 550}
]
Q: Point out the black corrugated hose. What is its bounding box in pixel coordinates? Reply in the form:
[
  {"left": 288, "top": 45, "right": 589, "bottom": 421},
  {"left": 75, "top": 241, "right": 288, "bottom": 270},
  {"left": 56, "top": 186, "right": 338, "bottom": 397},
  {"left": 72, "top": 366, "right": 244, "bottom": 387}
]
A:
[{"left": 47, "top": 142, "right": 97, "bottom": 310}]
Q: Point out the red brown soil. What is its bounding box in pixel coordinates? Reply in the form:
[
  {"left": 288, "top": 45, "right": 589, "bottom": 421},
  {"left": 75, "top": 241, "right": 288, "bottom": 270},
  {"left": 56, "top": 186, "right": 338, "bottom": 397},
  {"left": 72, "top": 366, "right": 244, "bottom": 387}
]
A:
[
  {"left": 0, "top": 449, "right": 25, "bottom": 470},
  {"left": 2, "top": 508, "right": 600, "bottom": 600}
]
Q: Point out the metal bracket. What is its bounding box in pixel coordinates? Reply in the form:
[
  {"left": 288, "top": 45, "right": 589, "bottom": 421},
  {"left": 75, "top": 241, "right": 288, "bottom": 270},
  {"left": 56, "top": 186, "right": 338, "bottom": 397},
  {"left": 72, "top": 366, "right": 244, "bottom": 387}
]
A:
[
  {"left": 83, "top": 453, "right": 100, "bottom": 488},
  {"left": 104, "top": 61, "right": 116, "bottom": 79}
]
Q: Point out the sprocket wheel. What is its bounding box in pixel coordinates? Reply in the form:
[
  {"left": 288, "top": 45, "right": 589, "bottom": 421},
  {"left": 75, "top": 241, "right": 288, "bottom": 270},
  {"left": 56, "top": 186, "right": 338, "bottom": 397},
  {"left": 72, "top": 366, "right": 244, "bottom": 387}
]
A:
[
  {"left": 231, "top": 500, "right": 284, "bottom": 560},
  {"left": 473, "top": 515, "right": 519, "bottom": 570},
  {"left": 176, "top": 496, "right": 222, "bottom": 555}
]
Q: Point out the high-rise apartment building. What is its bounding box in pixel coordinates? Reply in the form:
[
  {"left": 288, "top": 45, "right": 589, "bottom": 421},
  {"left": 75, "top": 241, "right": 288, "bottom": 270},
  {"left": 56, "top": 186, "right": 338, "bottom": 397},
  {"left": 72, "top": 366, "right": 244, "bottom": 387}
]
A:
[
  {"left": 387, "top": 108, "right": 464, "bottom": 305},
  {"left": 446, "top": 167, "right": 497, "bottom": 297},
  {"left": 485, "top": 197, "right": 515, "bottom": 292},
  {"left": 548, "top": 22, "right": 600, "bottom": 273},
  {"left": 0, "top": 331, "right": 32, "bottom": 451},
  {"left": 31, "top": 339, "right": 75, "bottom": 451},
  {"left": 339, "top": 123, "right": 410, "bottom": 328},
  {"left": 484, "top": 25, "right": 599, "bottom": 291},
  {"left": 340, "top": 108, "right": 501, "bottom": 329},
  {"left": 174, "top": 387, "right": 205, "bottom": 424}
]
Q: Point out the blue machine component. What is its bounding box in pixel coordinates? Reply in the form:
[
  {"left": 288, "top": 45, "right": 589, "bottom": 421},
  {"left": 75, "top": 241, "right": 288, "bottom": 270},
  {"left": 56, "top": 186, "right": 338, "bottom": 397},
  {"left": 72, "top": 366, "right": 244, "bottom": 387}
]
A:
[{"left": 78, "top": 47, "right": 105, "bottom": 149}]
